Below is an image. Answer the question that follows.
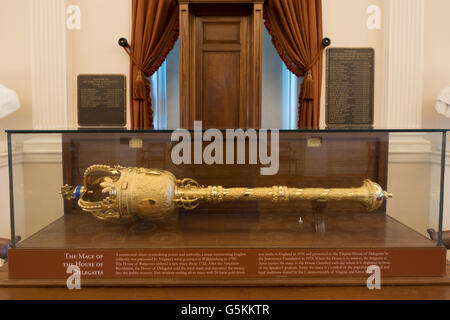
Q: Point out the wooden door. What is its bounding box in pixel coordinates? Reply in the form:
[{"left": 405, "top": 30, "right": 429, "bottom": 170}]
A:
[
  {"left": 194, "top": 15, "right": 248, "bottom": 128},
  {"left": 179, "top": 2, "right": 263, "bottom": 129}
]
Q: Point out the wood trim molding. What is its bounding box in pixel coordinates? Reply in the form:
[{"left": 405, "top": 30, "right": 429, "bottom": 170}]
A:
[
  {"left": 249, "top": 2, "right": 263, "bottom": 128},
  {"left": 179, "top": 3, "right": 190, "bottom": 128}
]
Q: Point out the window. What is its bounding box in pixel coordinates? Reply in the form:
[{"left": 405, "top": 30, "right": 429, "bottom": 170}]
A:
[{"left": 151, "top": 40, "right": 179, "bottom": 129}]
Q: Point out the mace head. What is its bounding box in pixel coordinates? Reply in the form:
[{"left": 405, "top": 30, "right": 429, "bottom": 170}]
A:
[{"left": 62, "top": 165, "right": 178, "bottom": 221}]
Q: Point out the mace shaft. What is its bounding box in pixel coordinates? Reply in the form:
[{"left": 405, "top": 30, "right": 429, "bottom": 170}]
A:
[{"left": 176, "top": 179, "right": 392, "bottom": 212}]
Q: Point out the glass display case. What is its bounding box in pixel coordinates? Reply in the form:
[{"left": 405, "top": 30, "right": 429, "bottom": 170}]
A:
[{"left": 5, "top": 129, "right": 449, "bottom": 285}]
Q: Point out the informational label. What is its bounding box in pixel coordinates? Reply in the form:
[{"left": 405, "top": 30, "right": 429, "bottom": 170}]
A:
[
  {"left": 326, "top": 48, "right": 374, "bottom": 127},
  {"left": 77, "top": 74, "right": 126, "bottom": 127},
  {"left": 8, "top": 248, "right": 446, "bottom": 280},
  {"left": 61, "top": 252, "right": 105, "bottom": 277},
  {"left": 114, "top": 252, "right": 249, "bottom": 277},
  {"left": 257, "top": 251, "right": 391, "bottom": 276}
]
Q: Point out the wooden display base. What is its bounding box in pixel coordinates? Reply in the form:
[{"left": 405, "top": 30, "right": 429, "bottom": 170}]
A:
[
  {"left": 5, "top": 211, "right": 448, "bottom": 286},
  {"left": 1, "top": 263, "right": 450, "bottom": 288}
]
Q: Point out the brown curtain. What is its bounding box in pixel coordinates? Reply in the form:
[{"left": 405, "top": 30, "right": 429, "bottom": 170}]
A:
[
  {"left": 124, "top": 0, "right": 179, "bottom": 129},
  {"left": 264, "top": 0, "right": 324, "bottom": 129}
]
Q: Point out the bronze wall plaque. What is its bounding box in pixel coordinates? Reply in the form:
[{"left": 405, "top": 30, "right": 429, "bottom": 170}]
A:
[
  {"left": 326, "top": 48, "right": 374, "bottom": 128},
  {"left": 77, "top": 74, "right": 126, "bottom": 127}
]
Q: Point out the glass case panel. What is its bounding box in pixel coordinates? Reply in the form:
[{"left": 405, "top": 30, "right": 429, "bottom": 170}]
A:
[{"left": 6, "top": 129, "right": 448, "bottom": 281}]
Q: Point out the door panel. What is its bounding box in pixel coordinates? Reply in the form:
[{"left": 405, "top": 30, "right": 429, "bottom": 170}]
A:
[
  {"left": 194, "top": 15, "right": 248, "bottom": 128},
  {"left": 202, "top": 52, "right": 241, "bottom": 127},
  {"left": 203, "top": 21, "right": 240, "bottom": 43},
  {"left": 180, "top": 3, "right": 262, "bottom": 129}
]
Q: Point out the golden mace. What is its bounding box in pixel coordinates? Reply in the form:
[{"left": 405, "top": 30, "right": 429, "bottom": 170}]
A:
[{"left": 61, "top": 165, "right": 392, "bottom": 222}]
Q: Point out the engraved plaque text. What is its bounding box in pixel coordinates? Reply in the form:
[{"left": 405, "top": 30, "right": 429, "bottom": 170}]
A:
[
  {"left": 326, "top": 48, "right": 374, "bottom": 127},
  {"left": 77, "top": 74, "right": 126, "bottom": 127}
]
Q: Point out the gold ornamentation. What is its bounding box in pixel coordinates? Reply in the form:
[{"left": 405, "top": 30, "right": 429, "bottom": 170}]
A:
[
  {"left": 60, "top": 184, "right": 76, "bottom": 200},
  {"left": 61, "top": 164, "right": 392, "bottom": 221}
]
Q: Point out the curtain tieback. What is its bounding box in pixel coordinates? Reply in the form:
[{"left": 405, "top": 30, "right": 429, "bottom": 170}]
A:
[
  {"left": 300, "top": 46, "right": 326, "bottom": 101},
  {"left": 121, "top": 46, "right": 149, "bottom": 101},
  {"left": 134, "top": 70, "right": 149, "bottom": 101},
  {"left": 303, "top": 45, "right": 326, "bottom": 77}
]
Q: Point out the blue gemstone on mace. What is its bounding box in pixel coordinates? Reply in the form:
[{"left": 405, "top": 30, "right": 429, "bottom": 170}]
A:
[{"left": 73, "top": 185, "right": 82, "bottom": 199}]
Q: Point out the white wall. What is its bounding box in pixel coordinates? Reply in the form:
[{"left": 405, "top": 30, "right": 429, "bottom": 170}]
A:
[
  {"left": 422, "top": 0, "right": 450, "bottom": 129},
  {"left": 0, "top": 0, "right": 33, "bottom": 239},
  {"left": 0, "top": 136, "right": 63, "bottom": 240},
  {"left": 0, "top": 158, "right": 12, "bottom": 238},
  {"left": 388, "top": 161, "right": 432, "bottom": 235},
  {"left": 71, "top": 0, "right": 131, "bottom": 128},
  {"left": 22, "top": 162, "right": 63, "bottom": 238},
  {"left": 0, "top": 0, "right": 450, "bottom": 249},
  {"left": 0, "top": 0, "right": 33, "bottom": 143},
  {"left": 321, "top": 0, "right": 384, "bottom": 128}
]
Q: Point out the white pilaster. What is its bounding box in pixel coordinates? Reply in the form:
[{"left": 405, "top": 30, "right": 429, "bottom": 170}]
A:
[
  {"left": 384, "top": 0, "right": 424, "bottom": 128},
  {"left": 30, "top": 0, "right": 72, "bottom": 129}
]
